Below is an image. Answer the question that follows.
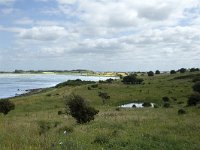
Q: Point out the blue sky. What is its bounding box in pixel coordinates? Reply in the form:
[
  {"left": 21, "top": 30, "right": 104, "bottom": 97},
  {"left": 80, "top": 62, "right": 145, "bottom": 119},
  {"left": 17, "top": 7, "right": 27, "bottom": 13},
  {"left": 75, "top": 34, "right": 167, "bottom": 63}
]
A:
[{"left": 0, "top": 0, "right": 200, "bottom": 71}]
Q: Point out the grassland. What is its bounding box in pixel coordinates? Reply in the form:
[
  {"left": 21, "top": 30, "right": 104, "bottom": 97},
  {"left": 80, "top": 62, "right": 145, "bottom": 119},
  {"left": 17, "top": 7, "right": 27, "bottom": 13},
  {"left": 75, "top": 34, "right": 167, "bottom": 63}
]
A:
[{"left": 0, "top": 72, "right": 200, "bottom": 150}]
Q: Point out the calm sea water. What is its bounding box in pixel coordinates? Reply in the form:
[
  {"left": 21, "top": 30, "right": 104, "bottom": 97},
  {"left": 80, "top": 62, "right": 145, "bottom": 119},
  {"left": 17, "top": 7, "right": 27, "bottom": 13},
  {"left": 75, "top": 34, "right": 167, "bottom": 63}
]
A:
[{"left": 0, "top": 74, "right": 117, "bottom": 99}]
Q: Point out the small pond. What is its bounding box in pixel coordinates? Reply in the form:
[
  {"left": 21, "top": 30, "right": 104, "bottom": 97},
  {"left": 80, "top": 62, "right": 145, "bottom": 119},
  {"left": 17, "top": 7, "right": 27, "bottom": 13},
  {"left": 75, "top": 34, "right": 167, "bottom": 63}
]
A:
[{"left": 120, "top": 102, "right": 155, "bottom": 108}]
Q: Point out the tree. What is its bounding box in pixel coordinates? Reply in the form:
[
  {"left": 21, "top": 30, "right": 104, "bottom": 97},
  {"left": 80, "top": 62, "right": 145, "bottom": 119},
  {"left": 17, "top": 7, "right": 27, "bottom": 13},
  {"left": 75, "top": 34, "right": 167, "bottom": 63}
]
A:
[
  {"left": 190, "top": 68, "right": 199, "bottom": 72},
  {"left": 98, "top": 92, "right": 110, "bottom": 104},
  {"left": 170, "top": 70, "right": 176, "bottom": 74},
  {"left": 187, "top": 93, "right": 200, "bottom": 106},
  {"left": 122, "top": 74, "right": 143, "bottom": 84},
  {"left": 0, "top": 100, "right": 15, "bottom": 115},
  {"left": 155, "top": 70, "right": 160, "bottom": 74},
  {"left": 192, "top": 82, "right": 200, "bottom": 93},
  {"left": 147, "top": 71, "right": 154, "bottom": 76},
  {"left": 179, "top": 68, "right": 186, "bottom": 73},
  {"left": 66, "top": 94, "right": 99, "bottom": 123}
]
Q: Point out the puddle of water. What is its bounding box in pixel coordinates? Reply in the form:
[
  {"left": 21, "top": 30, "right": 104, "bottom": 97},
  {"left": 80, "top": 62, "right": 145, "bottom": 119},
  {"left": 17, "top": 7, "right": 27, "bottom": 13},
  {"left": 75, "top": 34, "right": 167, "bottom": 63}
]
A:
[{"left": 120, "top": 102, "right": 154, "bottom": 108}]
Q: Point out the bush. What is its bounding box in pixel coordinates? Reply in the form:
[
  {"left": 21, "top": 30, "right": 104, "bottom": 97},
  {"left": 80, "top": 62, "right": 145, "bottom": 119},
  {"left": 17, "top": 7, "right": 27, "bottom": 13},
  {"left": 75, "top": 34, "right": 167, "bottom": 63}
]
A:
[
  {"left": 122, "top": 74, "right": 143, "bottom": 84},
  {"left": 0, "top": 100, "right": 15, "bottom": 115},
  {"left": 93, "top": 135, "right": 109, "bottom": 145},
  {"left": 192, "top": 77, "right": 200, "bottom": 82},
  {"left": 66, "top": 94, "right": 99, "bottom": 123},
  {"left": 155, "top": 70, "right": 160, "bottom": 74},
  {"left": 170, "top": 70, "right": 176, "bottom": 74},
  {"left": 162, "top": 96, "right": 170, "bottom": 102},
  {"left": 98, "top": 92, "right": 110, "bottom": 104},
  {"left": 91, "top": 84, "right": 98, "bottom": 88},
  {"left": 58, "top": 111, "right": 63, "bottom": 115},
  {"left": 187, "top": 93, "right": 200, "bottom": 106},
  {"left": 142, "top": 102, "right": 152, "bottom": 107},
  {"left": 190, "top": 68, "right": 199, "bottom": 72},
  {"left": 179, "top": 68, "right": 186, "bottom": 73},
  {"left": 55, "top": 79, "right": 95, "bottom": 88},
  {"left": 163, "top": 103, "right": 170, "bottom": 108},
  {"left": 178, "top": 109, "right": 186, "bottom": 115},
  {"left": 147, "top": 71, "right": 154, "bottom": 76},
  {"left": 192, "top": 82, "right": 200, "bottom": 93},
  {"left": 88, "top": 87, "right": 91, "bottom": 90}
]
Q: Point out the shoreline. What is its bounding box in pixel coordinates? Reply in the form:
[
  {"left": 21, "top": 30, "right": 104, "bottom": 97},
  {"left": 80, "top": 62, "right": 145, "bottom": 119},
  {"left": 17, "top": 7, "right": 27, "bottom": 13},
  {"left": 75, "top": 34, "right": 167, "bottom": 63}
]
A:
[{"left": 0, "top": 87, "right": 49, "bottom": 100}]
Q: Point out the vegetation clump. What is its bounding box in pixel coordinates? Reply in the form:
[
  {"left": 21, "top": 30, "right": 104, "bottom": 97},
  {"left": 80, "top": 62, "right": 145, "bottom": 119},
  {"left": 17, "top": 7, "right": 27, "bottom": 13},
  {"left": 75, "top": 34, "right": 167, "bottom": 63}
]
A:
[
  {"left": 98, "top": 92, "right": 110, "bottom": 104},
  {"left": 170, "top": 70, "right": 176, "bottom": 74},
  {"left": 155, "top": 70, "right": 160, "bottom": 74},
  {"left": 163, "top": 102, "right": 170, "bottom": 108},
  {"left": 122, "top": 74, "right": 143, "bottom": 84},
  {"left": 162, "top": 96, "right": 170, "bottom": 102},
  {"left": 187, "top": 93, "right": 200, "bottom": 106},
  {"left": 0, "top": 100, "right": 15, "bottom": 115},
  {"left": 179, "top": 68, "right": 187, "bottom": 73},
  {"left": 178, "top": 109, "right": 186, "bottom": 115},
  {"left": 147, "top": 71, "right": 154, "bottom": 76},
  {"left": 66, "top": 94, "right": 99, "bottom": 123},
  {"left": 55, "top": 79, "right": 95, "bottom": 88},
  {"left": 192, "top": 82, "right": 200, "bottom": 93},
  {"left": 93, "top": 135, "right": 110, "bottom": 145}
]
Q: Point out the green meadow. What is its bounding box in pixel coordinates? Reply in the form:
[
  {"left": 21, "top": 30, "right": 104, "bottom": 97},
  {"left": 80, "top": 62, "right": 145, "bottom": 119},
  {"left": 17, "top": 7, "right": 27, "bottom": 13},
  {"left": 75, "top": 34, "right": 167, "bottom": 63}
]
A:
[{"left": 0, "top": 72, "right": 200, "bottom": 150}]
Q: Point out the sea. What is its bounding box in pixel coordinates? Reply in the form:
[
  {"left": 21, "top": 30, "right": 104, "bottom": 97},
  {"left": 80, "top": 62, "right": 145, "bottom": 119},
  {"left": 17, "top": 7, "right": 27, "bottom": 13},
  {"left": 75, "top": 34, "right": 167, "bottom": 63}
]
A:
[{"left": 0, "top": 74, "right": 117, "bottom": 99}]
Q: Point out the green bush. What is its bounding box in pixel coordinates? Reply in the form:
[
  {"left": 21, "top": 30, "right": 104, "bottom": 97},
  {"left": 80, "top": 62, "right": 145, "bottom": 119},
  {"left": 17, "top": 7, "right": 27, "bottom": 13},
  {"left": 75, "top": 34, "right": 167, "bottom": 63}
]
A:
[
  {"left": 170, "top": 70, "right": 176, "bottom": 74},
  {"left": 155, "top": 70, "right": 160, "bottom": 74},
  {"left": 162, "top": 96, "right": 170, "bottom": 102},
  {"left": 187, "top": 93, "right": 200, "bottom": 106},
  {"left": 98, "top": 92, "right": 110, "bottom": 104},
  {"left": 192, "top": 77, "right": 200, "bottom": 82},
  {"left": 178, "top": 109, "right": 186, "bottom": 115},
  {"left": 147, "top": 71, "right": 154, "bottom": 76},
  {"left": 0, "top": 100, "right": 15, "bottom": 115},
  {"left": 192, "top": 81, "right": 200, "bottom": 93},
  {"left": 93, "top": 135, "right": 110, "bottom": 145},
  {"left": 66, "top": 94, "right": 99, "bottom": 124},
  {"left": 55, "top": 79, "right": 95, "bottom": 88},
  {"left": 163, "top": 102, "right": 170, "bottom": 108},
  {"left": 91, "top": 84, "right": 98, "bottom": 88},
  {"left": 122, "top": 74, "right": 143, "bottom": 84}
]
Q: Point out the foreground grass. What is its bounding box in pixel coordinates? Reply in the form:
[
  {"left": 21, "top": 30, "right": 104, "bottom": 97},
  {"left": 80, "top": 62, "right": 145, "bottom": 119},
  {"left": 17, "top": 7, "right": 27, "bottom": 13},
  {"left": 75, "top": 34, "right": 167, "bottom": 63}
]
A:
[{"left": 0, "top": 72, "right": 200, "bottom": 150}]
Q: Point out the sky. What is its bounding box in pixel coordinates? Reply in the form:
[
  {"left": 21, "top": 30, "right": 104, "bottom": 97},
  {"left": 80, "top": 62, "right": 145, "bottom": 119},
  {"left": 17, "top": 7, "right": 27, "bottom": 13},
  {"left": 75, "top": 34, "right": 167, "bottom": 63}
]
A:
[{"left": 0, "top": 0, "right": 200, "bottom": 71}]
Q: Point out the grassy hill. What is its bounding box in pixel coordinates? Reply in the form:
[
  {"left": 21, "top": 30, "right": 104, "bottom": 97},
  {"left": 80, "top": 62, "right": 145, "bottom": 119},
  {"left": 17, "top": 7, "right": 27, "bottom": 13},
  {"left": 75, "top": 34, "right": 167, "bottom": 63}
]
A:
[{"left": 0, "top": 72, "right": 200, "bottom": 150}]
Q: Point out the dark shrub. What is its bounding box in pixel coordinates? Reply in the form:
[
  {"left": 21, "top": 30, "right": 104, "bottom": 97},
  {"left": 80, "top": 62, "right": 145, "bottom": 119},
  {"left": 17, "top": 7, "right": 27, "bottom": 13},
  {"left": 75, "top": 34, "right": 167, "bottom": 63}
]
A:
[
  {"left": 0, "top": 100, "right": 15, "bottom": 115},
  {"left": 58, "top": 111, "right": 62, "bottom": 115},
  {"left": 192, "top": 77, "right": 200, "bottom": 82},
  {"left": 178, "top": 109, "right": 186, "bottom": 115},
  {"left": 163, "top": 103, "right": 170, "bottom": 108},
  {"left": 98, "top": 92, "right": 110, "bottom": 104},
  {"left": 155, "top": 70, "right": 160, "bottom": 74},
  {"left": 147, "top": 71, "right": 154, "bottom": 76},
  {"left": 115, "top": 107, "right": 121, "bottom": 111},
  {"left": 91, "top": 84, "right": 98, "bottom": 88},
  {"left": 38, "top": 121, "right": 51, "bottom": 135},
  {"left": 154, "top": 104, "right": 159, "bottom": 108},
  {"left": 88, "top": 87, "right": 91, "bottom": 90},
  {"left": 190, "top": 68, "right": 199, "bottom": 72},
  {"left": 162, "top": 96, "right": 170, "bottom": 102},
  {"left": 179, "top": 68, "right": 186, "bottom": 73},
  {"left": 122, "top": 74, "right": 143, "bottom": 84},
  {"left": 170, "top": 70, "right": 176, "bottom": 74},
  {"left": 106, "top": 78, "right": 114, "bottom": 83},
  {"left": 55, "top": 79, "right": 95, "bottom": 88},
  {"left": 142, "top": 102, "right": 152, "bottom": 107},
  {"left": 93, "top": 135, "right": 109, "bottom": 145},
  {"left": 66, "top": 94, "right": 99, "bottom": 124},
  {"left": 187, "top": 93, "right": 200, "bottom": 106},
  {"left": 192, "top": 82, "right": 200, "bottom": 93}
]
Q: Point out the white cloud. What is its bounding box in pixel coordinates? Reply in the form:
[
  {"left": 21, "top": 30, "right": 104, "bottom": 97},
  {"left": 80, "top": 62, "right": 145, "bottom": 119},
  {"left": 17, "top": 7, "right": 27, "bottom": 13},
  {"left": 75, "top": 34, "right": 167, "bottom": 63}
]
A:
[
  {"left": 0, "top": 0, "right": 15, "bottom": 5},
  {"left": 15, "top": 18, "right": 34, "bottom": 25},
  {"left": 18, "top": 26, "right": 69, "bottom": 41}
]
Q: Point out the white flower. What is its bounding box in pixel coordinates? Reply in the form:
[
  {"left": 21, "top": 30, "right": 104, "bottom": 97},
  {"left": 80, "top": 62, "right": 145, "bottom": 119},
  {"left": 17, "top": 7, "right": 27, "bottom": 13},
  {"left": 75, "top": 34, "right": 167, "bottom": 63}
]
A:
[
  {"left": 64, "top": 130, "right": 67, "bottom": 134},
  {"left": 59, "top": 142, "right": 63, "bottom": 145}
]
